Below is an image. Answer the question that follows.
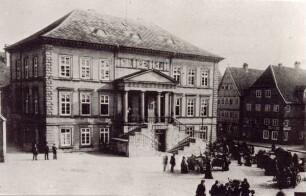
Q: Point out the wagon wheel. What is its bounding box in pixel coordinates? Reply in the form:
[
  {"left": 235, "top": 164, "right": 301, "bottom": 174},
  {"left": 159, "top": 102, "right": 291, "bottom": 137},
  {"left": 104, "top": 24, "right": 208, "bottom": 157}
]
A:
[{"left": 296, "top": 174, "right": 301, "bottom": 185}]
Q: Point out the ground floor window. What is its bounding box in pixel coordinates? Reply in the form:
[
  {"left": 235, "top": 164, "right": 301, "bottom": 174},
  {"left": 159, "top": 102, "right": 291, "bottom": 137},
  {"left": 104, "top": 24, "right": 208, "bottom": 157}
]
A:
[
  {"left": 100, "top": 128, "right": 110, "bottom": 144},
  {"left": 283, "top": 132, "right": 288, "bottom": 141},
  {"left": 81, "top": 128, "right": 91, "bottom": 145},
  {"left": 263, "top": 130, "right": 269, "bottom": 139},
  {"left": 199, "top": 126, "right": 208, "bottom": 140},
  {"left": 60, "top": 128, "right": 72, "bottom": 147},
  {"left": 272, "top": 131, "right": 278, "bottom": 140},
  {"left": 186, "top": 126, "right": 194, "bottom": 137}
]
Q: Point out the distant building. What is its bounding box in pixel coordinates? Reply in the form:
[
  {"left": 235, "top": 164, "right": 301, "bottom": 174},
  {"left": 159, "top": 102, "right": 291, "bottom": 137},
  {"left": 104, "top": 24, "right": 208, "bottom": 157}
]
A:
[
  {"left": 5, "top": 9, "right": 223, "bottom": 155},
  {"left": 242, "top": 63, "right": 306, "bottom": 144},
  {"left": 217, "top": 63, "right": 263, "bottom": 139}
]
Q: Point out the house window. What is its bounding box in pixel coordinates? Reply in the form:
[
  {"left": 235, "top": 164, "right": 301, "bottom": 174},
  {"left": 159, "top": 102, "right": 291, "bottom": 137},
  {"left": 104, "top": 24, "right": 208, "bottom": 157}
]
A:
[
  {"left": 173, "top": 67, "right": 181, "bottom": 83},
  {"left": 246, "top": 103, "right": 252, "bottom": 111},
  {"left": 229, "top": 98, "right": 233, "bottom": 105},
  {"left": 175, "top": 98, "right": 181, "bottom": 116},
  {"left": 221, "top": 98, "right": 224, "bottom": 105},
  {"left": 186, "top": 126, "right": 194, "bottom": 137},
  {"left": 283, "top": 132, "right": 288, "bottom": 141},
  {"left": 201, "top": 69, "right": 209, "bottom": 87},
  {"left": 60, "top": 55, "right": 72, "bottom": 77},
  {"left": 199, "top": 126, "right": 208, "bottom": 140},
  {"left": 256, "top": 90, "right": 261, "bottom": 98},
  {"left": 265, "top": 90, "right": 271, "bottom": 98},
  {"left": 200, "top": 98, "right": 209, "bottom": 117},
  {"left": 187, "top": 98, "right": 195, "bottom": 116},
  {"left": 285, "top": 105, "right": 290, "bottom": 112},
  {"left": 100, "top": 128, "right": 110, "bottom": 144},
  {"left": 100, "top": 95, "right": 109, "bottom": 115},
  {"left": 25, "top": 91, "right": 29, "bottom": 114},
  {"left": 272, "top": 119, "right": 279, "bottom": 126},
  {"left": 137, "top": 60, "right": 150, "bottom": 69},
  {"left": 283, "top": 120, "right": 289, "bottom": 127},
  {"left": 24, "top": 58, "right": 29, "bottom": 78},
  {"left": 272, "top": 131, "right": 278, "bottom": 140},
  {"left": 100, "top": 59, "right": 110, "bottom": 81},
  {"left": 265, "top": 104, "right": 271, "bottom": 112},
  {"left": 60, "top": 128, "right": 72, "bottom": 147},
  {"left": 33, "top": 56, "right": 38, "bottom": 77},
  {"left": 16, "top": 60, "right": 21, "bottom": 80},
  {"left": 235, "top": 97, "right": 239, "bottom": 105},
  {"left": 273, "top": 105, "right": 279, "bottom": 112},
  {"left": 60, "top": 92, "right": 71, "bottom": 115},
  {"left": 33, "top": 91, "right": 39, "bottom": 114},
  {"left": 80, "top": 93, "right": 91, "bottom": 115},
  {"left": 264, "top": 118, "right": 270, "bottom": 125},
  {"left": 118, "top": 58, "right": 133, "bottom": 67},
  {"left": 153, "top": 61, "right": 165, "bottom": 71},
  {"left": 80, "top": 57, "right": 91, "bottom": 79},
  {"left": 234, "top": 112, "right": 239, "bottom": 119},
  {"left": 255, "top": 104, "right": 261, "bottom": 111},
  {"left": 187, "top": 68, "right": 195, "bottom": 85},
  {"left": 81, "top": 128, "right": 91, "bottom": 146},
  {"left": 263, "top": 130, "right": 269, "bottom": 139}
]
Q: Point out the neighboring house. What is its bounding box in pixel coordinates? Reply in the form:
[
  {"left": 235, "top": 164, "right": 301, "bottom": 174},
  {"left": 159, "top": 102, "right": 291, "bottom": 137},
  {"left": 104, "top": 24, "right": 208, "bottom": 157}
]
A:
[
  {"left": 217, "top": 63, "right": 263, "bottom": 139},
  {"left": 242, "top": 63, "right": 306, "bottom": 144},
  {"left": 5, "top": 9, "right": 223, "bottom": 155}
]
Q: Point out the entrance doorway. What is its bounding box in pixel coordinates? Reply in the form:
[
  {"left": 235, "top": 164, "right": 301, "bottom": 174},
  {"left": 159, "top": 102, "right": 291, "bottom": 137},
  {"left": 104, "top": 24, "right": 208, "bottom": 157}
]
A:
[{"left": 155, "top": 129, "right": 166, "bottom": 152}]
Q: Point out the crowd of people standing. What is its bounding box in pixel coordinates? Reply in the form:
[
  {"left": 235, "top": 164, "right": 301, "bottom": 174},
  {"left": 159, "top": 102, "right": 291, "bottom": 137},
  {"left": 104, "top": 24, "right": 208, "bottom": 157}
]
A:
[{"left": 31, "top": 143, "right": 57, "bottom": 161}]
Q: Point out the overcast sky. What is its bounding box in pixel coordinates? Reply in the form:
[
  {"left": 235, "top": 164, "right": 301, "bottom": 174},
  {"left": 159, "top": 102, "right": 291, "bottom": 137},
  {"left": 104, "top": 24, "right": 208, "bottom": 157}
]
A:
[{"left": 0, "top": 0, "right": 305, "bottom": 73}]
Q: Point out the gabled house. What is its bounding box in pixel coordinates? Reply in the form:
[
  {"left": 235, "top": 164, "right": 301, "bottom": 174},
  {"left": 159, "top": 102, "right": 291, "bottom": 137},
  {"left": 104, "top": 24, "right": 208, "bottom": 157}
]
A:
[{"left": 242, "top": 63, "right": 306, "bottom": 144}]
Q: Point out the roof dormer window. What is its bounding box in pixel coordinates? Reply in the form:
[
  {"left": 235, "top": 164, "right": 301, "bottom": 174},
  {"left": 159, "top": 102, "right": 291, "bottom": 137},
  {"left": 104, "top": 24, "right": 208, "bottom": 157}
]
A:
[
  {"left": 158, "top": 36, "right": 175, "bottom": 44},
  {"left": 91, "top": 28, "right": 108, "bottom": 37},
  {"left": 125, "top": 31, "right": 141, "bottom": 40}
]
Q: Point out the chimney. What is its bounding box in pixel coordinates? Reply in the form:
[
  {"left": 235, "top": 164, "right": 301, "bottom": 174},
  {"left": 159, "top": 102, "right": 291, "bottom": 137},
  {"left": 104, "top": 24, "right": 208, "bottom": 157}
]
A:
[
  {"left": 243, "top": 63, "right": 248, "bottom": 72},
  {"left": 294, "top": 61, "right": 301, "bottom": 69},
  {"left": 278, "top": 63, "right": 283, "bottom": 67}
]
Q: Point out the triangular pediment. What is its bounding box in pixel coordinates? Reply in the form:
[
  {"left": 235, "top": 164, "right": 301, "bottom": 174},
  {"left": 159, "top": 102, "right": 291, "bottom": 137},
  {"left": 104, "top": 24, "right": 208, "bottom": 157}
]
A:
[{"left": 119, "top": 70, "right": 177, "bottom": 84}]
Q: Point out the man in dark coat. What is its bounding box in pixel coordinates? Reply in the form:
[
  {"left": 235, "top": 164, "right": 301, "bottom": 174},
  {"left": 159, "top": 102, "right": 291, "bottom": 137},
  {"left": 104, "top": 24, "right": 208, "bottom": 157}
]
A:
[
  {"left": 52, "top": 144, "right": 57, "bottom": 160},
  {"left": 32, "top": 143, "right": 38, "bottom": 161},
  {"left": 240, "top": 178, "right": 250, "bottom": 196},
  {"left": 44, "top": 143, "right": 49, "bottom": 160},
  {"left": 196, "top": 180, "right": 206, "bottom": 196},
  {"left": 170, "top": 154, "right": 176, "bottom": 172},
  {"left": 237, "top": 152, "right": 242, "bottom": 166},
  {"left": 204, "top": 159, "right": 213, "bottom": 179},
  {"left": 181, "top": 156, "right": 188, "bottom": 174},
  {"left": 292, "top": 153, "right": 299, "bottom": 170},
  {"left": 209, "top": 180, "right": 219, "bottom": 196}
]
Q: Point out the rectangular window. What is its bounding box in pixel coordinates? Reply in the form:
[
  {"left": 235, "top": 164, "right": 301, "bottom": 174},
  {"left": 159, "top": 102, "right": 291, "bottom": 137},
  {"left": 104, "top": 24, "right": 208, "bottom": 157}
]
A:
[
  {"left": 33, "top": 91, "right": 39, "bottom": 115},
  {"left": 100, "top": 59, "right": 110, "bottom": 81},
  {"left": 100, "top": 95, "right": 109, "bottom": 115},
  {"left": 173, "top": 67, "right": 181, "bottom": 84},
  {"left": 24, "top": 58, "right": 29, "bottom": 79},
  {"left": 283, "top": 120, "right": 289, "bottom": 127},
  {"left": 201, "top": 69, "right": 209, "bottom": 87},
  {"left": 25, "top": 91, "right": 29, "bottom": 114},
  {"left": 187, "top": 68, "right": 195, "bottom": 85},
  {"left": 265, "top": 90, "right": 271, "bottom": 98},
  {"left": 119, "top": 58, "right": 133, "bottom": 67},
  {"left": 80, "top": 57, "right": 91, "bottom": 79},
  {"left": 255, "top": 104, "right": 261, "bottom": 111},
  {"left": 187, "top": 98, "right": 195, "bottom": 116},
  {"left": 265, "top": 104, "right": 271, "bottom": 112},
  {"left": 137, "top": 60, "right": 150, "bottom": 69},
  {"left": 186, "top": 126, "right": 194, "bottom": 137},
  {"left": 246, "top": 103, "right": 252, "bottom": 111},
  {"left": 199, "top": 126, "right": 208, "bottom": 140},
  {"left": 100, "top": 128, "right": 110, "bottom": 144},
  {"left": 175, "top": 98, "right": 181, "bottom": 116},
  {"left": 200, "top": 98, "right": 209, "bottom": 117},
  {"left": 285, "top": 105, "right": 290, "bottom": 112},
  {"left": 264, "top": 118, "right": 270, "bottom": 125},
  {"left": 272, "top": 131, "right": 278, "bottom": 140},
  {"left": 33, "top": 56, "right": 38, "bottom": 77},
  {"left": 80, "top": 93, "right": 91, "bottom": 115},
  {"left": 60, "top": 92, "right": 71, "bottom": 115},
  {"left": 235, "top": 97, "right": 239, "bottom": 105},
  {"left": 221, "top": 98, "right": 224, "bottom": 105},
  {"left": 234, "top": 112, "right": 239, "bottom": 119},
  {"left": 81, "top": 128, "right": 91, "bottom": 145},
  {"left": 16, "top": 60, "right": 21, "bottom": 79},
  {"left": 263, "top": 130, "right": 269, "bottom": 139},
  {"left": 283, "top": 132, "right": 288, "bottom": 141},
  {"left": 273, "top": 105, "right": 279, "bottom": 112},
  {"left": 153, "top": 61, "right": 165, "bottom": 71},
  {"left": 60, "top": 55, "right": 72, "bottom": 77},
  {"left": 229, "top": 98, "right": 233, "bottom": 105},
  {"left": 60, "top": 128, "right": 72, "bottom": 147},
  {"left": 256, "top": 90, "right": 262, "bottom": 98},
  {"left": 272, "top": 119, "right": 279, "bottom": 126}
]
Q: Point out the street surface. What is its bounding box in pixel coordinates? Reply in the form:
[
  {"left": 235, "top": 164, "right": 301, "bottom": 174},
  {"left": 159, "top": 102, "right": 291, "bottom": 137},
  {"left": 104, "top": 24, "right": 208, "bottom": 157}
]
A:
[{"left": 0, "top": 145, "right": 305, "bottom": 196}]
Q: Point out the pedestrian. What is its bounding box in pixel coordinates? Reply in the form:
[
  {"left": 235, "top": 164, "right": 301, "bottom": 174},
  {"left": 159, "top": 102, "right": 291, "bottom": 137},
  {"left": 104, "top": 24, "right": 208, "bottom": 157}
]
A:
[
  {"left": 32, "top": 143, "right": 38, "bottom": 161},
  {"left": 52, "top": 144, "right": 57, "bottom": 160},
  {"left": 44, "top": 143, "right": 49, "bottom": 160},
  {"left": 237, "top": 152, "right": 242, "bottom": 166},
  {"left": 204, "top": 159, "right": 213, "bottom": 179},
  {"left": 271, "top": 143, "right": 276, "bottom": 152},
  {"left": 209, "top": 180, "right": 219, "bottom": 196},
  {"left": 181, "top": 156, "right": 188, "bottom": 174},
  {"left": 196, "top": 180, "right": 206, "bottom": 196},
  {"left": 240, "top": 178, "right": 250, "bottom": 196},
  {"left": 162, "top": 153, "right": 168, "bottom": 172},
  {"left": 170, "top": 154, "right": 176, "bottom": 172},
  {"left": 292, "top": 153, "right": 299, "bottom": 170}
]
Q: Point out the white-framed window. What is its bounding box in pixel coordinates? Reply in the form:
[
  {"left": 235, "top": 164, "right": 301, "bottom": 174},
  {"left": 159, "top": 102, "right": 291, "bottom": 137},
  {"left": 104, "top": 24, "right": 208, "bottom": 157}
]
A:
[
  {"left": 100, "top": 128, "right": 110, "bottom": 144},
  {"left": 187, "top": 68, "right": 195, "bottom": 85},
  {"left": 59, "top": 92, "right": 71, "bottom": 115},
  {"left": 60, "top": 128, "right": 72, "bottom": 147},
  {"left": 265, "top": 104, "right": 271, "bottom": 112},
  {"left": 173, "top": 67, "right": 181, "bottom": 84},
  {"left": 137, "top": 60, "right": 150, "bottom": 69},
  {"left": 25, "top": 91, "right": 29, "bottom": 114},
  {"left": 246, "top": 103, "right": 252, "bottom": 111},
  {"left": 24, "top": 58, "right": 29, "bottom": 79},
  {"left": 186, "top": 126, "right": 194, "bottom": 137},
  {"left": 272, "top": 131, "right": 278, "bottom": 140},
  {"left": 33, "top": 56, "right": 38, "bottom": 77},
  {"left": 263, "top": 130, "right": 269, "bottom": 139},
  {"left": 272, "top": 119, "right": 279, "bottom": 126},
  {"left": 201, "top": 69, "right": 209, "bottom": 87},
  {"left": 60, "top": 55, "right": 72, "bottom": 77},
  {"left": 273, "top": 105, "right": 279, "bottom": 112},
  {"left": 153, "top": 61, "right": 166, "bottom": 71},
  {"left": 234, "top": 112, "right": 239, "bottom": 119},
  {"left": 81, "top": 128, "right": 91, "bottom": 145},
  {"left": 100, "top": 95, "right": 109, "bottom": 116},
  {"left": 235, "top": 97, "right": 239, "bottom": 105},
  {"left": 255, "top": 104, "right": 261, "bottom": 111},
  {"left": 16, "top": 60, "right": 21, "bottom": 80},
  {"left": 264, "top": 118, "right": 270, "bottom": 125},
  {"left": 199, "top": 126, "right": 208, "bottom": 140},
  {"left": 256, "top": 90, "right": 262, "bottom": 98},
  {"left": 100, "top": 59, "right": 110, "bottom": 81},
  {"left": 265, "top": 90, "right": 271, "bottom": 98},
  {"left": 283, "top": 132, "right": 288, "bottom": 141},
  {"left": 80, "top": 93, "right": 91, "bottom": 115},
  {"left": 283, "top": 120, "right": 289, "bottom": 127},
  {"left": 80, "top": 57, "right": 91, "bottom": 79},
  {"left": 118, "top": 58, "right": 133, "bottom": 67},
  {"left": 175, "top": 98, "right": 181, "bottom": 116},
  {"left": 187, "top": 97, "right": 195, "bottom": 116},
  {"left": 285, "top": 105, "right": 290, "bottom": 112},
  {"left": 200, "top": 98, "right": 209, "bottom": 117},
  {"left": 34, "top": 91, "right": 39, "bottom": 115}
]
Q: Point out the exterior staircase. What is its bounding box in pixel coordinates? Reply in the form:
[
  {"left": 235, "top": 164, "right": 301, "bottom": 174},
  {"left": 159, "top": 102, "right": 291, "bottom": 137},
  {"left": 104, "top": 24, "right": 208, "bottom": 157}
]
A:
[{"left": 167, "top": 136, "right": 207, "bottom": 156}]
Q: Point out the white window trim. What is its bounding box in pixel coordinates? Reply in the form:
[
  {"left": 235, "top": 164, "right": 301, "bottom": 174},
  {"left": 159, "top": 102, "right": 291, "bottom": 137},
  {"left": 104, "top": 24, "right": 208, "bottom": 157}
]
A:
[
  {"left": 256, "top": 90, "right": 262, "bottom": 98},
  {"left": 186, "top": 97, "right": 195, "bottom": 117},
  {"left": 100, "top": 127, "right": 110, "bottom": 144},
  {"left": 100, "top": 95, "right": 110, "bottom": 116},
  {"left": 24, "top": 58, "right": 29, "bottom": 79},
  {"left": 187, "top": 68, "right": 196, "bottom": 86},
  {"left": 59, "top": 91, "right": 72, "bottom": 116},
  {"left": 246, "top": 103, "right": 252, "bottom": 111},
  {"left": 273, "top": 105, "right": 279, "bottom": 112},
  {"left": 80, "top": 93, "right": 91, "bottom": 116},
  {"left": 59, "top": 55, "right": 72, "bottom": 78},
  {"left": 173, "top": 67, "right": 181, "bottom": 84},
  {"left": 263, "top": 130, "right": 269, "bottom": 139},
  {"left": 80, "top": 57, "right": 91, "bottom": 79},
  {"left": 283, "top": 132, "right": 288, "bottom": 141},
  {"left": 264, "top": 118, "right": 270, "bottom": 125},
  {"left": 265, "top": 90, "right": 271, "bottom": 98},
  {"left": 200, "top": 69, "right": 209, "bottom": 87},
  {"left": 99, "top": 59, "right": 110, "bottom": 81},
  {"left": 60, "top": 127, "right": 73, "bottom": 147},
  {"left": 80, "top": 128, "right": 91, "bottom": 146},
  {"left": 265, "top": 104, "right": 270, "bottom": 112},
  {"left": 33, "top": 56, "right": 38, "bottom": 77},
  {"left": 271, "top": 131, "right": 278, "bottom": 141},
  {"left": 272, "top": 119, "right": 279, "bottom": 126},
  {"left": 200, "top": 98, "right": 209, "bottom": 117}
]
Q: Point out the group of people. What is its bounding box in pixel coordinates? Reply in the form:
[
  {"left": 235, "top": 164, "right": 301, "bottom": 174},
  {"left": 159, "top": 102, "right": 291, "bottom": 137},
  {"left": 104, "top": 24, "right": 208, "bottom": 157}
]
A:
[{"left": 32, "top": 143, "right": 57, "bottom": 160}]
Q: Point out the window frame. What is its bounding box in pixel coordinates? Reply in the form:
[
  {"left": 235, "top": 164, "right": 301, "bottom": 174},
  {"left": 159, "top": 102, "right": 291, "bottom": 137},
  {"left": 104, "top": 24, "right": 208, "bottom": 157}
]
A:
[
  {"left": 80, "top": 57, "right": 91, "bottom": 79},
  {"left": 175, "top": 98, "right": 181, "bottom": 116},
  {"left": 33, "top": 90, "right": 39, "bottom": 115},
  {"left": 100, "top": 127, "right": 110, "bottom": 144},
  {"left": 263, "top": 130, "right": 269, "bottom": 139},
  {"left": 283, "top": 132, "right": 288, "bottom": 141},
  {"left": 271, "top": 131, "right": 278, "bottom": 141},
  {"left": 100, "top": 59, "right": 110, "bottom": 81},
  {"left": 265, "top": 90, "right": 271, "bottom": 98},
  {"left": 246, "top": 103, "right": 252, "bottom": 111},
  {"left": 59, "top": 55, "right": 72, "bottom": 78},
  {"left": 16, "top": 60, "right": 21, "bottom": 80},
  {"left": 255, "top": 104, "right": 261, "bottom": 111},
  {"left": 187, "top": 67, "right": 196, "bottom": 86},
  {"left": 24, "top": 57, "right": 29, "bottom": 79},
  {"left": 200, "top": 98, "right": 209, "bottom": 117},
  {"left": 273, "top": 105, "right": 279, "bottom": 112},
  {"left": 80, "top": 127, "right": 91, "bottom": 146},
  {"left": 173, "top": 67, "right": 181, "bottom": 84},
  {"left": 186, "top": 126, "right": 194, "bottom": 137},
  {"left": 264, "top": 104, "right": 271, "bottom": 112},
  {"left": 272, "top": 119, "right": 279, "bottom": 126},
  {"left": 200, "top": 69, "right": 209, "bottom": 87},
  {"left": 199, "top": 126, "right": 208, "bottom": 140},
  {"left": 33, "top": 56, "right": 38, "bottom": 77},
  {"left": 60, "top": 127, "right": 72, "bottom": 147},
  {"left": 256, "top": 90, "right": 262, "bottom": 98},
  {"left": 100, "top": 95, "right": 109, "bottom": 116},
  {"left": 186, "top": 97, "right": 195, "bottom": 117},
  {"left": 264, "top": 118, "right": 270, "bottom": 125},
  {"left": 59, "top": 91, "right": 72, "bottom": 116},
  {"left": 80, "top": 93, "right": 91, "bottom": 116}
]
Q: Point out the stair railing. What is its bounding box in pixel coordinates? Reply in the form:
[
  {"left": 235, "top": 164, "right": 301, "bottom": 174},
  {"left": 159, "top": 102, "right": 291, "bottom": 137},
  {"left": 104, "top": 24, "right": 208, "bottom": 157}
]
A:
[{"left": 171, "top": 117, "right": 187, "bottom": 132}]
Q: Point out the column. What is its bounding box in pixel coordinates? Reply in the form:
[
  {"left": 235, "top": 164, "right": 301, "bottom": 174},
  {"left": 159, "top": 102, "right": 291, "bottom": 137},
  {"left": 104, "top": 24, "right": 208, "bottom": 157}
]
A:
[
  {"left": 181, "top": 94, "right": 186, "bottom": 117},
  {"left": 157, "top": 92, "right": 161, "bottom": 122},
  {"left": 196, "top": 95, "right": 200, "bottom": 117},
  {"left": 172, "top": 93, "right": 176, "bottom": 118},
  {"left": 141, "top": 91, "right": 145, "bottom": 122},
  {"left": 123, "top": 91, "right": 129, "bottom": 123},
  {"left": 164, "top": 92, "right": 169, "bottom": 122}
]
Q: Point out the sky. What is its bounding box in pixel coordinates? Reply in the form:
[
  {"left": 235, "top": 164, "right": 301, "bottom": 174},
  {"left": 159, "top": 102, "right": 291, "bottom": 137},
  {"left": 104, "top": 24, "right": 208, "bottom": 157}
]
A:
[{"left": 0, "top": 0, "right": 305, "bottom": 73}]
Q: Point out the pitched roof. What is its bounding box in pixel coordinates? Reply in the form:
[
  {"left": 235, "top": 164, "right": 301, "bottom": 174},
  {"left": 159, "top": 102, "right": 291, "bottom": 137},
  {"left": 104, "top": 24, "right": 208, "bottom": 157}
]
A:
[
  {"left": 228, "top": 67, "right": 264, "bottom": 95},
  {"left": 6, "top": 9, "right": 223, "bottom": 61}
]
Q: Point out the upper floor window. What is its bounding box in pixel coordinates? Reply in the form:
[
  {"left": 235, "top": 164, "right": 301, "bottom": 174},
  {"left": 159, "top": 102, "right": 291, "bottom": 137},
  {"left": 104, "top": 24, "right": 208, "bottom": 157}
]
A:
[
  {"left": 246, "top": 103, "right": 252, "bottom": 111},
  {"left": 60, "top": 55, "right": 72, "bottom": 78},
  {"left": 173, "top": 67, "right": 181, "bottom": 84},
  {"left": 235, "top": 97, "right": 239, "bottom": 105},
  {"left": 33, "top": 56, "right": 38, "bottom": 77},
  {"left": 187, "top": 68, "right": 195, "bottom": 85},
  {"left": 100, "top": 95, "right": 109, "bottom": 116},
  {"left": 264, "top": 118, "right": 270, "bottom": 125},
  {"left": 16, "top": 60, "right": 21, "bottom": 80},
  {"left": 80, "top": 93, "right": 91, "bottom": 115},
  {"left": 24, "top": 58, "right": 29, "bottom": 79},
  {"left": 283, "top": 132, "right": 288, "bottom": 141},
  {"left": 272, "top": 119, "right": 279, "bottom": 126},
  {"left": 118, "top": 58, "right": 133, "bottom": 68},
  {"left": 273, "top": 105, "right": 279, "bottom": 112},
  {"left": 221, "top": 98, "right": 224, "bottom": 105},
  {"left": 256, "top": 90, "right": 261, "bottom": 98},
  {"left": 153, "top": 62, "right": 166, "bottom": 71},
  {"left": 186, "top": 126, "right": 194, "bottom": 137},
  {"left": 175, "top": 98, "right": 181, "bottom": 116},
  {"left": 255, "top": 104, "right": 261, "bottom": 111},
  {"left": 199, "top": 126, "right": 208, "bottom": 140},
  {"left": 265, "top": 90, "right": 271, "bottom": 98},
  {"left": 285, "top": 105, "right": 290, "bottom": 112},
  {"left": 59, "top": 92, "right": 71, "bottom": 116},
  {"left": 229, "top": 98, "right": 233, "bottom": 105},
  {"left": 80, "top": 57, "right": 91, "bottom": 79},
  {"left": 200, "top": 98, "right": 209, "bottom": 117},
  {"left": 201, "top": 69, "right": 209, "bottom": 87},
  {"left": 100, "top": 59, "right": 110, "bottom": 81},
  {"left": 187, "top": 97, "right": 195, "bottom": 116},
  {"left": 284, "top": 120, "right": 289, "bottom": 127},
  {"left": 265, "top": 104, "right": 271, "bottom": 112},
  {"left": 33, "top": 90, "right": 39, "bottom": 115},
  {"left": 137, "top": 60, "right": 150, "bottom": 69},
  {"left": 25, "top": 91, "right": 29, "bottom": 114}
]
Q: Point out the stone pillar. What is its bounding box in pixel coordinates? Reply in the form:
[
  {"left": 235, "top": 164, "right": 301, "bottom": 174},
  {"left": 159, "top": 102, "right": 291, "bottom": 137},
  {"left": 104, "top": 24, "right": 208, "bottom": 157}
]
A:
[
  {"left": 123, "top": 91, "right": 129, "bottom": 123},
  {"left": 157, "top": 92, "right": 161, "bottom": 122},
  {"left": 196, "top": 95, "right": 200, "bottom": 117},
  {"left": 164, "top": 92, "right": 169, "bottom": 122},
  {"left": 172, "top": 93, "right": 176, "bottom": 118},
  {"left": 181, "top": 94, "right": 186, "bottom": 117},
  {"left": 141, "top": 91, "right": 145, "bottom": 122}
]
